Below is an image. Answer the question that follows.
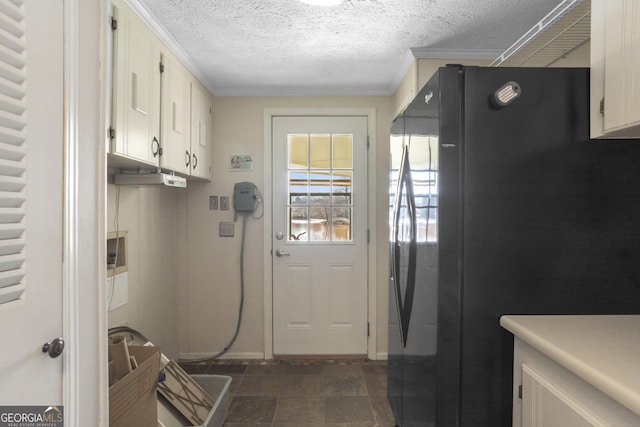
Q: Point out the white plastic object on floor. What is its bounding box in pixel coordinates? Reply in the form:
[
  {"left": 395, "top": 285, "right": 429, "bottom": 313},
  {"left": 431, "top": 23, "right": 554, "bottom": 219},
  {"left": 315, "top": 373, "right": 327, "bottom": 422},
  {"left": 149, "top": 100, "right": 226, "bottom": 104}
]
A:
[{"left": 157, "top": 374, "right": 232, "bottom": 427}]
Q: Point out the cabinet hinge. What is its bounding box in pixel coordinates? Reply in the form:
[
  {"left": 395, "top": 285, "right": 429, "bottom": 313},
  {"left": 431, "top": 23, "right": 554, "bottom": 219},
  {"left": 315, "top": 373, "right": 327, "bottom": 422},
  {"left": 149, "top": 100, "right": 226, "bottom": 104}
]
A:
[
  {"left": 518, "top": 384, "right": 522, "bottom": 399},
  {"left": 111, "top": 17, "right": 117, "bottom": 31},
  {"left": 108, "top": 127, "right": 115, "bottom": 140},
  {"left": 600, "top": 97, "right": 605, "bottom": 116},
  {"left": 159, "top": 62, "right": 164, "bottom": 73}
]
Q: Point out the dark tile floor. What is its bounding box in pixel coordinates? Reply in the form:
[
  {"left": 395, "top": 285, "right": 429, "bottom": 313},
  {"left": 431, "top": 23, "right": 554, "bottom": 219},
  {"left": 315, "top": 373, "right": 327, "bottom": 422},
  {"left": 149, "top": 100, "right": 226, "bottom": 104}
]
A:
[{"left": 180, "top": 358, "right": 396, "bottom": 427}]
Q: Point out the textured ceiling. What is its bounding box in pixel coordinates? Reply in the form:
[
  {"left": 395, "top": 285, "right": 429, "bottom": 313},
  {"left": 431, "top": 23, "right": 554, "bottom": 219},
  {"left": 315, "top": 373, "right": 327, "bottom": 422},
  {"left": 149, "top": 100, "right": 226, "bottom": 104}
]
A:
[{"left": 133, "top": 0, "right": 565, "bottom": 96}]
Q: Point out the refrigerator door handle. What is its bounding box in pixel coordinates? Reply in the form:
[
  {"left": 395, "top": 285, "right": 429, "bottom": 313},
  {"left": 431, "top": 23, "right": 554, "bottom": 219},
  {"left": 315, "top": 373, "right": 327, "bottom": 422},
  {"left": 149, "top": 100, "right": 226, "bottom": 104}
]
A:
[{"left": 392, "top": 146, "right": 418, "bottom": 347}]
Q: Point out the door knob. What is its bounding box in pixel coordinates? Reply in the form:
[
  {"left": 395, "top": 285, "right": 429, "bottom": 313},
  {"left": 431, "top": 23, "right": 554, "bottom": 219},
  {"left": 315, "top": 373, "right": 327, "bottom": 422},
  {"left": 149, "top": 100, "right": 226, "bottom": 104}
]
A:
[
  {"left": 42, "top": 337, "right": 65, "bottom": 358},
  {"left": 275, "top": 249, "right": 290, "bottom": 257}
]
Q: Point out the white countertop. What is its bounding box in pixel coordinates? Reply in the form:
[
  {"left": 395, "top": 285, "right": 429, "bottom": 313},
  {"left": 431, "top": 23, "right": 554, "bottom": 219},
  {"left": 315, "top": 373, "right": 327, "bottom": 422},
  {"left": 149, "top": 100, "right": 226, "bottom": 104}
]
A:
[{"left": 500, "top": 315, "right": 640, "bottom": 417}]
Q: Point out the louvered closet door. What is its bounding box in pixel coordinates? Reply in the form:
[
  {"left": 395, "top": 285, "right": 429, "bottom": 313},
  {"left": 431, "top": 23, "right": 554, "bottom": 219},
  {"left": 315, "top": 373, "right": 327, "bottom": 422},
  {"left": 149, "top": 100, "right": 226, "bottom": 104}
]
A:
[{"left": 0, "top": 0, "right": 65, "bottom": 406}]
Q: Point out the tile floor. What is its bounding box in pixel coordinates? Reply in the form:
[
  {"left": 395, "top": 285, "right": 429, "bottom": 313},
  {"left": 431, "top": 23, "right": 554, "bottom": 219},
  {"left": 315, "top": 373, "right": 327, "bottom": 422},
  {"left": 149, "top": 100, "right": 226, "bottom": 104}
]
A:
[{"left": 180, "top": 358, "right": 396, "bottom": 427}]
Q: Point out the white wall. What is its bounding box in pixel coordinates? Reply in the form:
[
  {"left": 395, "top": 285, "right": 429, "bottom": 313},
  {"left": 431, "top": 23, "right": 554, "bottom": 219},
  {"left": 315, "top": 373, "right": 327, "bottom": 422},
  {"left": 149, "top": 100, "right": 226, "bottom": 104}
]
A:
[
  {"left": 179, "top": 95, "right": 393, "bottom": 359},
  {"left": 106, "top": 176, "right": 181, "bottom": 357}
]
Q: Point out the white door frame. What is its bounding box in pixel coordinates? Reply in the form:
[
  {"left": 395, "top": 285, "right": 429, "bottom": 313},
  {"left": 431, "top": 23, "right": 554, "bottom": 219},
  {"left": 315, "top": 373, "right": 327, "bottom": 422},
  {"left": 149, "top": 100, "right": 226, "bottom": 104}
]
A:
[
  {"left": 263, "top": 107, "right": 377, "bottom": 360},
  {"left": 63, "top": 0, "right": 108, "bottom": 424}
]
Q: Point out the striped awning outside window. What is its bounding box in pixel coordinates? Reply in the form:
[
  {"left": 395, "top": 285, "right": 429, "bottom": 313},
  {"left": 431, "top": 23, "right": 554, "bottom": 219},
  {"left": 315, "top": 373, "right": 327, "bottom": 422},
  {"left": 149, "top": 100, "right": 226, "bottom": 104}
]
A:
[{"left": 0, "top": 0, "right": 26, "bottom": 305}]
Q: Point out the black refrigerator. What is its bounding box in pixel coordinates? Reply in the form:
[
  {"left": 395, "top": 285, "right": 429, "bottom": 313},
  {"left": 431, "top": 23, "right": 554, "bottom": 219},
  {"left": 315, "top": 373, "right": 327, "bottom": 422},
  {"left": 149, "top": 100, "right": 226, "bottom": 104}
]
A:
[{"left": 387, "top": 65, "right": 640, "bottom": 427}]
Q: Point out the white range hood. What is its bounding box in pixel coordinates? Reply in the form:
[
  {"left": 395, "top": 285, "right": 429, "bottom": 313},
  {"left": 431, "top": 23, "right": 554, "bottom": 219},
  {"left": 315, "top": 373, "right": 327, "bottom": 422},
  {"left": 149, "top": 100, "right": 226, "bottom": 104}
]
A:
[{"left": 114, "top": 171, "right": 187, "bottom": 187}]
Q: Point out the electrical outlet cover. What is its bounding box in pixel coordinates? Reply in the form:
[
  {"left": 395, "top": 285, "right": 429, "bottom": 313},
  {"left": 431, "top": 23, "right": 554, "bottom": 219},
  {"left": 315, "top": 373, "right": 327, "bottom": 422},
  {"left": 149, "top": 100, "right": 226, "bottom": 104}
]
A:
[{"left": 219, "top": 222, "right": 234, "bottom": 237}]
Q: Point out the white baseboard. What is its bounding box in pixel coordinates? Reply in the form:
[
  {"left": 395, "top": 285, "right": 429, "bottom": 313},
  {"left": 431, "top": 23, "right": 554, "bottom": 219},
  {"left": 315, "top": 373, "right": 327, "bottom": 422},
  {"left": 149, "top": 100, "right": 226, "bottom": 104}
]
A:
[
  {"left": 376, "top": 352, "right": 388, "bottom": 361},
  {"left": 178, "top": 351, "right": 266, "bottom": 361},
  {"left": 178, "top": 351, "right": 388, "bottom": 361}
]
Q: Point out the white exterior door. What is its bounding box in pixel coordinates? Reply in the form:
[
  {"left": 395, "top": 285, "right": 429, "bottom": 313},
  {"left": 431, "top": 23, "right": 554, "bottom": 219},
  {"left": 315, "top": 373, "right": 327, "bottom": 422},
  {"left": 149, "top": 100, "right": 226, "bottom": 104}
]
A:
[
  {"left": 272, "top": 116, "right": 368, "bottom": 355},
  {"left": 0, "top": 0, "right": 64, "bottom": 411}
]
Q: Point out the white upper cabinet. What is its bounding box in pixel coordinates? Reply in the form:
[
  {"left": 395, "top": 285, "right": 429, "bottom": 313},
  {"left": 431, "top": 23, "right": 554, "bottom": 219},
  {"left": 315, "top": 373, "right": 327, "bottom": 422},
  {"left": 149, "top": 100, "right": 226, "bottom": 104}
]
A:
[
  {"left": 189, "top": 81, "right": 213, "bottom": 180},
  {"left": 160, "top": 52, "right": 213, "bottom": 180},
  {"left": 110, "top": 0, "right": 213, "bottom": 180},
  {"left": 111, "top": 0, "right": 161, "bottom": 166},
  {"left": 159, "top": 50, "right": 192, "bottom": 175},
  {"left": 591, "top": 0, "right": 640, "bottom": 138}
]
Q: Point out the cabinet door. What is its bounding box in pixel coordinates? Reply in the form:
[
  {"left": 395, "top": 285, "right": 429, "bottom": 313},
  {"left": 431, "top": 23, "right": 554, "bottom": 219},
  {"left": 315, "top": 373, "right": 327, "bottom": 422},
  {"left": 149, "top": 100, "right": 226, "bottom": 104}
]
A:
[
  {"left": 590, "top": 0, "right": 606, "bottom": 138},
  {"left": 600, "top": 0, "right": 640, "bottom": 136},
  {"left": 189, "top": 82, "right": 213, "bottom": 180},
  {"left": 160, "top": 50, "right": 191, "bottom": 174},
  {"left": 521, "top": 364, "right": 603, "bottom": 427},
  {"left": 111, "top": 0, "right": 161, "bottom": 166}
]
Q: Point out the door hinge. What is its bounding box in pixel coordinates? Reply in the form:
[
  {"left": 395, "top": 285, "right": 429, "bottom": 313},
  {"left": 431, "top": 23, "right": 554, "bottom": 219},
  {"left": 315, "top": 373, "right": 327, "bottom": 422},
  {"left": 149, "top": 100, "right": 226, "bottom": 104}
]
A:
[
  {"left": 518, "top": 384, "right": 523, "bottom": 399},
  {"left": 366, "top": 135, "right": 370, "bottom": 150},
  {"left": 367, "top": 229, "right": 370, "bottom": 244},
  {"left": 108, "top": 127, "right": 115, "bottom": 140},
  {"left": 111, "top": 17, "right": 117, "bottom": 31},
  {"left": 367, "top": 322, "right": 370, "bottom": 337},
  {"left": 600, "top": 97, "right": 605, "bottom": 116},
  {"left": 159, "top": 61, "right": 164, "bottom": 73}
]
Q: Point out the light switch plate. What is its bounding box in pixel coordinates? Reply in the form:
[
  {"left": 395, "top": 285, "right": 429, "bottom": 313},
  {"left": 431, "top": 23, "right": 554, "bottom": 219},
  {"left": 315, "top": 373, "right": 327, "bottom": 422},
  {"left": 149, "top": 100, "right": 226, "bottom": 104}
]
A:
[
  {"left": 209, "top": 195, "right": 218, "bottom": 210},
  {"left": 219, "top": 222, "right": 234, "bottom": 237},
  {"left": 220, "top": 196, "right": 229, "bottom": 210}
]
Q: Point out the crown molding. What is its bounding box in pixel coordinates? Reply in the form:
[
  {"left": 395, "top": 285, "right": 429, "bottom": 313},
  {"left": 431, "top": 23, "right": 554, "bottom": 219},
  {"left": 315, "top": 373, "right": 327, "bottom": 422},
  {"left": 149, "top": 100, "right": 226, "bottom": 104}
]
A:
[{"left": 212, "top": 85, "right": 394, "bottom": 97}]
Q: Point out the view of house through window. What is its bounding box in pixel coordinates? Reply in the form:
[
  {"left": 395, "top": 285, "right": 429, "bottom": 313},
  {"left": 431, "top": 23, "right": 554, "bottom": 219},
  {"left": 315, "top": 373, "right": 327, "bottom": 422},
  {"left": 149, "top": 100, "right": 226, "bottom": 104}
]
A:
[{"left": 287, "top": 133, "right": 353, "bottom": 242}]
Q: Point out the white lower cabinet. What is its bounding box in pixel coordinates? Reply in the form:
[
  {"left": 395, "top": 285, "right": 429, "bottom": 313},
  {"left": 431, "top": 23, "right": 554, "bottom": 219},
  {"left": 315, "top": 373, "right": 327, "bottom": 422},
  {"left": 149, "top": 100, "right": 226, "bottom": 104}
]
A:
[
  {"left": 510, "top": 337, "right": 640, "bottom": 427},
  {"left": 521, "top": 362, "right": 603, "bottom": 426}
]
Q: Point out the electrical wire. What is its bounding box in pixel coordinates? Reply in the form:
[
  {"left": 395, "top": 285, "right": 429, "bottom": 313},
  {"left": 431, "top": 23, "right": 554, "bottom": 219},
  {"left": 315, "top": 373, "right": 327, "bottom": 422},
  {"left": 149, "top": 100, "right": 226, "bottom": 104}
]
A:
[
  {"left": 251, "top": 186, "right": 264, "bottom": 219},
  {"left": 107, "top": 184, "right": 121, "bottom": 310},
  {"left": 177, "top": 211, "right": 250, "bottom": 363}
]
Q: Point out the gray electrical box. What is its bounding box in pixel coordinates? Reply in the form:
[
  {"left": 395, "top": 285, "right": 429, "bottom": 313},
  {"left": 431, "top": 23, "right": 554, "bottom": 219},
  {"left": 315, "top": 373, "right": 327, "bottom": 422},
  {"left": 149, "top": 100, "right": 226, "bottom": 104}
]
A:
[{"left": 233, "top": 182, "right": 256, "bottom": 213}]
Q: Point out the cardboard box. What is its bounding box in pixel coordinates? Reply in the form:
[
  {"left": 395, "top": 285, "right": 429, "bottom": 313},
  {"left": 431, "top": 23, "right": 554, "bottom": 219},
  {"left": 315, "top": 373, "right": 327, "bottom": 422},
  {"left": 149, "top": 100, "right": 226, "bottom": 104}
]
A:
[{"left": 109, "top": 346, "right": 160, "bottom": 427}]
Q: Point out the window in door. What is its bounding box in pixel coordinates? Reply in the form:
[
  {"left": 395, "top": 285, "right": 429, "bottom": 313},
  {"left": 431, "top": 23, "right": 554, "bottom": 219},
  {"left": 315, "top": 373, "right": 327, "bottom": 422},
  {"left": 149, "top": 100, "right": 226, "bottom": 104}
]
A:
[{"left": 287, "top": 133, "right": 353, "bottom": 242}]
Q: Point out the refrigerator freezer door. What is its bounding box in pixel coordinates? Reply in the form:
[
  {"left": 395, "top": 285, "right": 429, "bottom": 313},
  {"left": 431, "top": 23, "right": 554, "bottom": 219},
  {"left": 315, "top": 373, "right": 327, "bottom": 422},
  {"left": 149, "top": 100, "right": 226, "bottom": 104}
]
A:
[{"left": 391, "top": 146, "right": 418, "bottom": 346}]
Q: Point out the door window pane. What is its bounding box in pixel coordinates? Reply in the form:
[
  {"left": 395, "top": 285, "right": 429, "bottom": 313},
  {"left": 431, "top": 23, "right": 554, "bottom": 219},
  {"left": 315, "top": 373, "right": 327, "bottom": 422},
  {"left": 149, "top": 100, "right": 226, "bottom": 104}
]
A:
[
  {"left": 310, "top": 134, "right": 330, "bottom": 169},
  {"left": 290, "top": 207, "right": 309, "bottom": 241},
  {"left": 289, "top": 171, "right": 308, "bottom": 205},
  {"left": 333, "top": 134, "right": 352, "bottom": 169},
  {"left": 332, "top": 207, "right": 351, "bottom": 241},
  {"left": 289, "top": 134, "right": 308, "bottom": 169},
  {"left": 309, "top": 170, "right": 330, "bottom": 206},
  {"left": 286, "top": 133, "right": 354, "bottom": 243}
]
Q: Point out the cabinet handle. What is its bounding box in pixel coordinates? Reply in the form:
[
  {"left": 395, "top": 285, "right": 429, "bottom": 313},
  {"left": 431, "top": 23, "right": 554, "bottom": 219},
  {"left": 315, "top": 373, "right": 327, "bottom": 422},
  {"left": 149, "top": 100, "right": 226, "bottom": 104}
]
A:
[
  {"left": 151, "top": 137, "right": 160, "bottom": 158},
  {"left": 192, "top": 154, "right": 198, "bottom": 169},
  {"left": 185, "top": 150, "right": 190, "bottom": 167}
]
